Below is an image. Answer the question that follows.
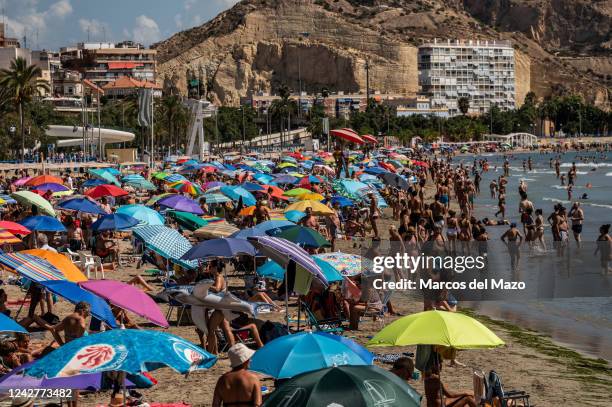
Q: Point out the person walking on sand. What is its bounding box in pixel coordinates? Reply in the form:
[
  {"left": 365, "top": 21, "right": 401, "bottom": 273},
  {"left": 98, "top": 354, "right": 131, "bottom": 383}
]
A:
[
  {"left": 501, "top": 223, "right": 523, "bottom": 271},
  {"left": 594, "top": 224, "right": 611, "bottom": 275},
  {"left": 212, "top": 343, "right": 262, "bottom": 407}
]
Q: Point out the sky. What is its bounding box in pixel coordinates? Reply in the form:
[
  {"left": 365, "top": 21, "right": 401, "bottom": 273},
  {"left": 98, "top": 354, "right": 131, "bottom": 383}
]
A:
[{"left": 1, "top": 0, "right": 240, "bottom": 50}]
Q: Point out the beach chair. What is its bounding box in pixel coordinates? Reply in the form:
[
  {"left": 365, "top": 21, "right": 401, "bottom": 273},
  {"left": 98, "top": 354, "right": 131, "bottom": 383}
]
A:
[
  {"left": 300, "top": 301, "right": 344, "bottom": 334},
  {"left": 473, "top": 369, "right": 531, "bottom": 407},
  {"left": 362, "top": 290, "right": 393, "bottom": 328},
  {"left": 165, "top": 298, "right": 191, "bottom": 326}
]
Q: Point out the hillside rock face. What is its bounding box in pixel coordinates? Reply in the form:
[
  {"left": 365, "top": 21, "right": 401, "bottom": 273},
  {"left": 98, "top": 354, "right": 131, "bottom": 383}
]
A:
[{"left": 153, "top": 0, "right": 611, "bottom": 109}]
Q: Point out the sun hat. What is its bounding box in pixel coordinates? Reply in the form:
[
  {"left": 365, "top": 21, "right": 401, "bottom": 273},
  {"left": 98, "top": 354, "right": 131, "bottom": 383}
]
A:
[{"left": 228, "top": 343, "right": 255, "bottom": 368}]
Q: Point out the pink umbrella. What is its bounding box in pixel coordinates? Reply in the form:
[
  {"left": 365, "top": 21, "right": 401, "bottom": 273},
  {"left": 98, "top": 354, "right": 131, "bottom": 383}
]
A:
[
  {"left": 79, "top": 280, "right": 169, "bottom": 328},
  {"left": 13, "top": 177, "right": 32, "bottom": 186}
]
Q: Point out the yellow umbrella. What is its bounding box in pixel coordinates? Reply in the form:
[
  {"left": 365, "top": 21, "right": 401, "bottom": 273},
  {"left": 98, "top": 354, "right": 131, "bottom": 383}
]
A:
[
  {"left": 193, "top": 223, "right": 239, "bottom": 239},
  {"left": 297, "top": 193, "right": 324, "bottom": 201},
  {"left": 285, "top": 200, "right": 334, "bottom": 216},
  {"left": 0, "top": 230, "right": 21, "bottom": 244},
  {"left": 23, "top": 249, "right": 88, "bottom": 282}
]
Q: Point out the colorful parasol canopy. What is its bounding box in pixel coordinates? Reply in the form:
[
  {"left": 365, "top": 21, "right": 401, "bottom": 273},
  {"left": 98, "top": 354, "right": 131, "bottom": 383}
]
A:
[
  {"left": 331, "top": 129, "right": 365, "bottom": 144},
  {"left": 0, "top": 230, "right": 21, "bottom": 244},
  {"left": 23, "top": 249, "right": 87, "bottom": 282},
  {"left": 0, "top": 252, "right": 67, "bottom": 282},
  {"left": 285, "top": 200, "right": 334, "bottom": 216},
  {"left": 11, "top": 191, "right": 56, "bottom": 216},
  {"left": 0, "top": 221, "right": 30, "bottom": 235},
  {"left": 85, "top": 184, "right": 129, "bottom": 199},
  {"left": 25, "top": 175, "right": 64, "bottom": 187},
  {"left": 360, "top": 134, "right": 378, "bottom": 144}
]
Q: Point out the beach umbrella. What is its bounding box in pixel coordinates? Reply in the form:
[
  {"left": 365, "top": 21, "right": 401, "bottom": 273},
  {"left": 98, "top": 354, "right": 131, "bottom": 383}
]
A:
[
  {"left": 146, "top": 193, "right": 177, "bottom": 206},
  {"left": 163, "top": 174, "right": 188, "bottom": 183},
  {"left": 25, "top": 175, "right": 64, "bottom": 187},
  {"left": 201, "top": 193, "right": 231, "bottom": 204},
  {"left": 360, "top": 134, "right": 378, "bottom": 144},
  {"left": 167, "top": 211, "right": 208, "bottom": 231},
  {"left": 273, "top": 175, "right": 298, "bottom": 185},
  {"left": 0, "top": 361, "right": 148, "bottom": 391},
  {"left": 240, "top": 182, "right": 265, "bottom": 192},
  {"left": 252, "top": 163, "right": 272, "bottom": 174},
  {"left": 193, "top": 223, "right": 239, "bottom": 240},
  {"left": 238, "top": 206, "right": 257, "bottom": 216},
  {"left": 281, "top": 156, "right": 298, "bottom": 164},
  {"left": 202, "top": 181, "right": 226, "bottom": 190},
  {"left": 0, "top": 221, "right": 30, "bottom": 235},
  {"left": 23, "top": 249, "right": 87, "bottom": 283},
  {"left": 283, "top": 188, "right": 311, "bottom": 197},
  {"left": 284, "top": 210, "right": 306, "bottom": 223},
  {"left": 220, "top": 186, "right": 256, "bottom": 206},
  {"left": 11, "top": 191, "right": 56, "bottom": 216},
  {"left": 57, "top": 197, "right": 107, "bottom": 215},
  {"left": 314, "top": 252, "right": 374, "bottom": 277},
  {"left": 285, "top": 200, "right": 334, "bottom": 216},
  {"left": 363, "top": 167, "right": 388, "bottom": 175},
  {"left": 80, "top": 280, "right": 169, "bottom": 328},
  {"left": 25, "top": 329, "right": 216, "bottom": 378},
  {"left": 88, "top": 168, "right": 120, "bottom": 186},
  {"left": 0, "top": 230, "right": 21, "bottom": 244},
  {"left": 91, "top": 213, "right": 140, "bottom": 232},
  {"left": 0, "top": 194, "right": 17, "bottom": 205},
  {"left": 31, "top": 183, "right": 69, "bottom": 193},
  {"left": 124, "top": 177, "right": 156, "bottom": 191},
  {"left": 367, "top": 310, "right": 505, "bottom": 349},
  {"left": 157, "top": 195, "right": 204, "bottom": 215},
  {"left": 169, "top": 181, "right": 204, "bottom": 196},
  {"left": 324, "top": 196, "right": 354, "bottom": 208},
  {"left": 116, "top": 205, "right": 164, "bottom": 226},
  {"left": 19, "top": 215, "right": 66, "bottom": 232},
  {"left": 262, "top": 365, "right": 421, "bottom": 407},
  {"left": 82, "top": 178, "right": 106, "bottom": 187},
  {"left": 330, "top": 129, "right": 365, "bottom": 145},
  {"left": 132, "top": 225, "right": 197, "bottom": 269},
  {"left": 85, "top": 184, "right": 128, "bottom": 199},
  {"left": 37, "top": 280, "right": 116, "bottom": 328},
  {"left": 181, "top": 238, "right": 256, "bottom": 260},
  {"left": 152, "top": 171, "right": 170, "bottom": 180},
  {"left": 13, "top": 177, "right": 32, "bottom": 186},
  {"left": 250, "top": 332, "right": 374, "bottom": 379},
  {"left": 252, "top": 220, "right": 294, "bottom": 234},
  {"left": 268, "top": 225, "right": 330, "bottom": 248},
  {"left": 297, "top": 193, "right": 324, "bottom": 201},
  {"left": 247, "top": 236, "right": 328, "bottom": 286},
  {"left": 257, "top": 258, "right": 343, "bottom": 283},
  {"left": 0, "top": 252, "right": 66, "bottom": 282},
  {"left": 0, "top": 313, "right": 27, "bottom": 333},
  {"left": 252, "top": 173, "right": 274, "bottom": 184},
  {"left": 229, "top": 227, "right": 268, "bottom": 239},
  {"left": 380, "top": 172, "right": 410, "bottom": 191}
]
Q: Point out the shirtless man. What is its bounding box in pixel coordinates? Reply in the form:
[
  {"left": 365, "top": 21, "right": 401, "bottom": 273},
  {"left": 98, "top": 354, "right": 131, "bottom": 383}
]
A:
[
  {"left": 212, "top": 343, "right": 262, "bottom": 407},
  {"left": 519, "top": 196, "right": 534, "bottom": 233},
  {"left": 501, "top": 223, "right": 523, "bottom": 271},
  {"left": 36, "top": 301, "right": 90, "bottom": 345},
  {"left": 300, "top": 207, "right": 319, "bottom": 230},
  {"left": 569, "top": 202, "right": 584, "bottom": 248},
  {"left": 253, "top": 201, "right": 270, "bottom": 225}
]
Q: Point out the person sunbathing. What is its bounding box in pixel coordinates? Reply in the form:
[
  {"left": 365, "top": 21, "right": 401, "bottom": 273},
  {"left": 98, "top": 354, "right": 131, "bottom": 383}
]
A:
[{"left": 424, "top": 361, "right": 477, "bottom": 407}]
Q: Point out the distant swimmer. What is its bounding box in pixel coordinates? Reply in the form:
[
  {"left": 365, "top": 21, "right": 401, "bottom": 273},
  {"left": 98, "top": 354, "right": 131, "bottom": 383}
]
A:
[
  {"left": 586, "top": 183, "right": 592, "bottom": 189},
  {"left": 581, "top": 193, "right": 589, "bottom": 199}
]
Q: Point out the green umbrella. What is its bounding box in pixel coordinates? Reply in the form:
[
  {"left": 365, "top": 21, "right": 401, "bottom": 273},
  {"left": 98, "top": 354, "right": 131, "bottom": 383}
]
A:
[
  {"left": 11, "top": 191, "right": 56, "bottom": 216},
  {"left": 125, "top": 179, "right": 156, "bottom": 191},
  {"left": 268, "top": 225, "right": 330, "bottom": 248},
  {"left": 262, "top": 365, "right": 421, "bottom": 407},
  {"left": 283, "top": 188, "right": 312, "bottom": 197},
  {"left": 152, "top": 172, "right": 170, "bottom": 180},
  {"left": 168, "top": 211, "right": 208, "bottom": 231},
  {"left": 88, "top": 169, "right": 120, "bottom": 186}
]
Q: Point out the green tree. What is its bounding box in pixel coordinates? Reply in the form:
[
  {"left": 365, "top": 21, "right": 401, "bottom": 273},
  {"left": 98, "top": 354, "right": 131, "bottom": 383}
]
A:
[
  {"left": 457, "top": 97, "right": 470, "bottom": 115},
  {"left": 0, "top": 57, "right": 50, "bottom": 161}
]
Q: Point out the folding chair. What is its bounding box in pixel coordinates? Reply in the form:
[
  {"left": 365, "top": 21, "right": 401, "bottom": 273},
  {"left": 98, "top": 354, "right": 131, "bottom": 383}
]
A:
[
  {"left": 300, "top": 301, "right": 344, "bottom": 334},
  {"left": 362, "top": 291, "right": 393, "bottom": 328}
]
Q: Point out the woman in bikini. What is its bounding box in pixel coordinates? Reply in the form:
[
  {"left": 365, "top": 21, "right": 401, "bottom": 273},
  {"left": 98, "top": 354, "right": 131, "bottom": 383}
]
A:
[{"left": 446, "top": 210, "right": 458, "bottom": 255}]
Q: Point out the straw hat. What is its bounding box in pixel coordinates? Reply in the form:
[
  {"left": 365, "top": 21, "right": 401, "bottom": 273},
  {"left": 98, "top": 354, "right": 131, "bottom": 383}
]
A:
[{"left": 228, "top": 343, "right": 255, "bottom": 368}]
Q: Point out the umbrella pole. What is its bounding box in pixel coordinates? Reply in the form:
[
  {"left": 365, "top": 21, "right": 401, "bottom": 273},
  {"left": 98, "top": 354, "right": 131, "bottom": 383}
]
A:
[
  {"left": 284, "top": 269, "right": 289, "bottom": 332},
  {"left": 121, "top": 371, "right": 127, "bottom": 407}
]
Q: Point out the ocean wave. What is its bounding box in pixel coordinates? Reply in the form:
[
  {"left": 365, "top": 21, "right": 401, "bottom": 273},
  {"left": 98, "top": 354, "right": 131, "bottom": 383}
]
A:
[
  {"left": 542, "top": 197, "right": 571, "bottom": 204},
  {"left": 560, "top": 162, "right": 612, "bottom": 168},
  {"left": 519, "top": 178, "right": 536, "bottom": 182},
  {"left": 606, "top": 172, "right": 612, "bottom": 177},
  {"left": 585, "top": 203, "right": 612, "bottom": 210},
  {"left": 551, "top": 185, "right": 568, "bottom": 190}
]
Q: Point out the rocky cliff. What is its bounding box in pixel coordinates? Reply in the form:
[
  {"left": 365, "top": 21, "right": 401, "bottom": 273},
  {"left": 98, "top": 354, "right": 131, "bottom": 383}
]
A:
[{"left": 153, "top": 0, "right": 611, "bottom": 109}]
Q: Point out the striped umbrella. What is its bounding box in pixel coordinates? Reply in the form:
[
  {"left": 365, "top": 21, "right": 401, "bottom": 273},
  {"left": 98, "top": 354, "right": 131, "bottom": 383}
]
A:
[
  {"left": 0, "top": 253, "right": 66, "bottom": 282},
  {"left": 201, "top": 193, "right": 231, "bottom": 204},
  {"left": 246, "top": 236, "right": 328, "bottom": 286},
  {"left": 0, "top": 230, "right": 21, "bottom": 244},
  {"left": 193, "top": 223, "right": 239, "bottom": 240},
  {"left": 132, "top": 226, "right": 197, "bottom": 269}
]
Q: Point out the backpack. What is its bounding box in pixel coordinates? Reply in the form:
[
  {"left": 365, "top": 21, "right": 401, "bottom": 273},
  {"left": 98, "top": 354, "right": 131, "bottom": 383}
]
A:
[{"left": 486, "top": 370, "right": 506, "bottom": 406}]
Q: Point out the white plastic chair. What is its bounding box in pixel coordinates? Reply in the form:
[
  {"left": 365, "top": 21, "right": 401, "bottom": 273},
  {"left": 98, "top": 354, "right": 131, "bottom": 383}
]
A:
[
  {"left": 78, "top": 251, "right": 96, "bottom": 279},
  {"left": 93, "top": 256, "right": 105, "bottom": 279}
]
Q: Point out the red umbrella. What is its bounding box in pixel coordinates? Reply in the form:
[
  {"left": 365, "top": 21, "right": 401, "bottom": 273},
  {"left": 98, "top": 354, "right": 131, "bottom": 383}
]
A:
[
  {"left": 330, "top": 129, "right": 365, "bottom": 145},
  {"left": 85, "top": 184, "right": 129, "bottom": 199},
  {"left": 379, "top": 162, "right": 396, "bottom": 173},
  {"left": 25, "top": 175, "right": 64, "bottom": 187},
  {"left": 361, "top": 134, "right": 378, "bottom": 144},
  {"left": 287, "top": 152, "right": 305, "bottom": 160},
  {"left": 411, "top": 160, "right": 429, "bottom": 168},
  {"left": 0, "top": 221, "right": 31, "bottom": 235},
  {"left": 342, "top": 128, "right": 358, "bottom": 135}
]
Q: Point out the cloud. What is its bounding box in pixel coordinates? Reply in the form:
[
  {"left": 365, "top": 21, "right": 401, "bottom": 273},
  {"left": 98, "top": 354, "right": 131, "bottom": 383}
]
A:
[
  {"left": 78, "top": 18, "right": 107, "bottom": 40},
  {"left": 174, "top": 13, "right": 183, "bottom": 29},
  {"left": 48, "top": 0, "right": 73, "bottom": 18},
  {"left": 184, "top": 0, "right": 196, "bottom": 10},
  {"left": 130, "top": 15, "right": 161, "bottom": 45},
  {"left": 2, "top": 0, "right": 72, "bottom": 45}
]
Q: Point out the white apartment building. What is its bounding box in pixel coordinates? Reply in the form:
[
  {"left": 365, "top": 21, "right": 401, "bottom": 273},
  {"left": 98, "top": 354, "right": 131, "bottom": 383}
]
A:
[{"left": 418, "top": 39, "right": 516, "bottom": 116}]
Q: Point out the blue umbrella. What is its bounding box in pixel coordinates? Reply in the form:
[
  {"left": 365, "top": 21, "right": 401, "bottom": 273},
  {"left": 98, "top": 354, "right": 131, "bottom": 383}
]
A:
[
  {"left": 104, "top": 168, "right": 121, "bottom": 176},
  {"left": 19, "top": 216, "right": 66, "bottom": 232},
  {"left": 256, "top": 258, "right": 343, "bottom": 282},
  {"left": 37, "top": 280, "right": 117, "bottom": 328},
  {"left": 181, "top": 238, "right": 256, "bottom": 260},
  {"left": 273, "top": 175, "right": 298, "bottom": 185},
  {"left": 220, "top": 186, "right": 256, "bottom": 206},
  {"left": 91, "top": 213, "right": 140, "bottom": 232},
  {"left": 0, "top": 313, "right": 27, "bottom": 333},
  {"left": 25, "top": 329, "right": 217, "bottom": 378},
  {"left": 252, "top": 173, "right": 274, "bottom": 184},
  {"left": 201, "top": 193, "right": 231, "bottom": 204},
  {"left": 223, "top": 163, "right": 237, "bottom": 171},
  {"left": 229, "top": 227, "right": 268, "bottom": 239},
  {"left": 132, "top": 225, "right": 197, "bottom": 269},
  {"left": 250, "top": 331, "right": 373, "bottom": 379},
  {"left": 252, "top": 220, "right": 294, "bottom": 234},
  {"left": 57, "top": 197, "right": 107, "bottom": 215},
  {"left": 363, "top": 167, "right": 388, "bottom": 175},
  {"left": 284, "top": 210, "right": 306, "bottom": 223},
  {"left": 163, "top": 174, "right": 188, "bottom": 183},
  {"left": 82, "top": 179, "right": 106, "bottom": 187},
  {"left": 324, "top": 196, "right": 354, "bottom": 208},
  {"left": 88, "top": 169, "right": 120, "bottom": 186},
  {"left": 268, "top": 225, "right": 331, "bottom": 248},
  {"left": 32, "top": 183, "right": 69, "bottom": 192},
  {"left": 240, "top": 182, "right": 265, "bottom": 192},
  {"left": 116, "top": 205, "right": 164, "bottom": 226}
]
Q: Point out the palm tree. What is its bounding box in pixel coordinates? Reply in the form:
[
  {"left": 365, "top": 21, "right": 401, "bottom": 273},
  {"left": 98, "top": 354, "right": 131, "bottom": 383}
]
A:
[
  {"left": 161, "top": 95, "right": 182, "bottom": 152},
  {"left": 271, "top": 84, "right": 294, "bottom": 148},
  {"left": 458, "top": 97, "right": 470, "bottom": 116},
  {"left": 0, "top": 57, "right": 49, "bottom": 161}
]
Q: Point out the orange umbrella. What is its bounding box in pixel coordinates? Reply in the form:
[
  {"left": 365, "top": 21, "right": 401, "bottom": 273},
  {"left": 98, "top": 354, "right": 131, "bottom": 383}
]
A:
[
  {"left": 23, "top": 249, "right": 87, "bottom": 282},
  {"left": 0, "top": 230, "right": 21, "bottom": 244},
  {"left": 25, "top": 175, "right": 64, "bottom": 187},
  {"left": 239, "top": 206, "right": 256, "bottom": 216},
  {"left": 262, "top": 185, "right": 289, "bottom": 201}
]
